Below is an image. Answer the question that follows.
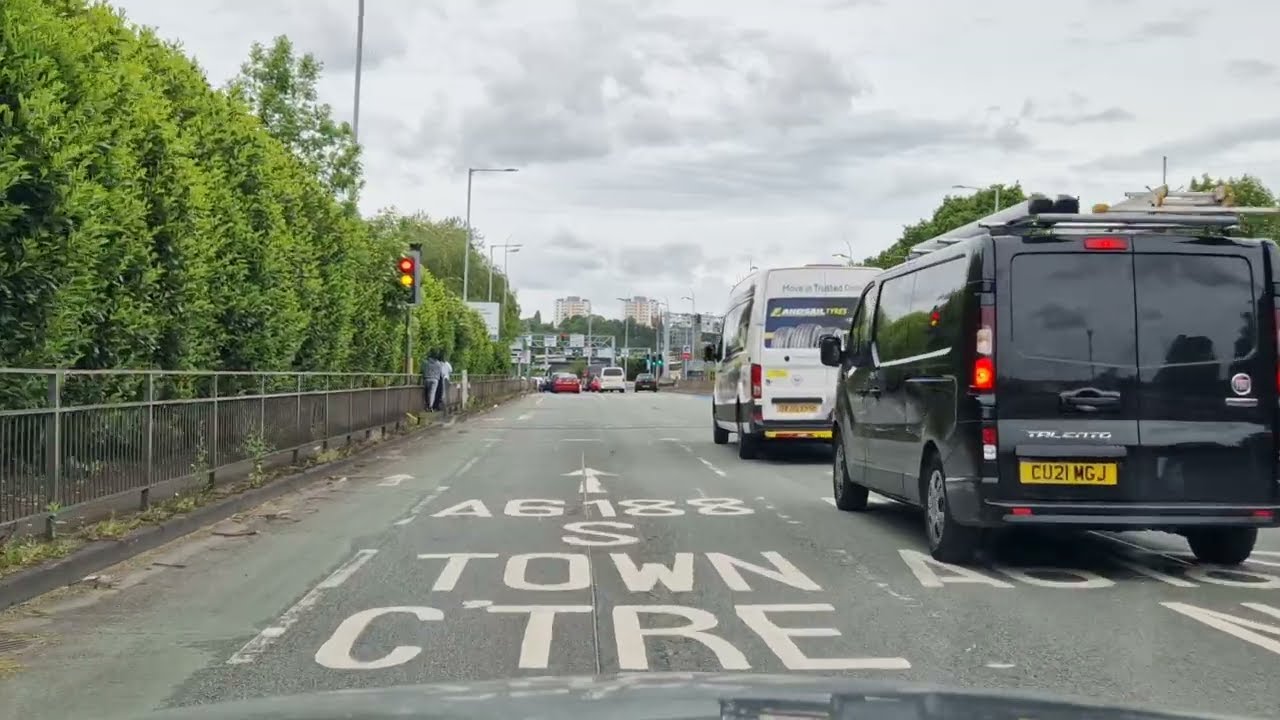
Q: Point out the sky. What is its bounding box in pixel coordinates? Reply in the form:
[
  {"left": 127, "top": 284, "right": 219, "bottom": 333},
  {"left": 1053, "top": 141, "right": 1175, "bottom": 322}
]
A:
[{"left": 110, "top": 0, "right": 1280, "bottom": 320}]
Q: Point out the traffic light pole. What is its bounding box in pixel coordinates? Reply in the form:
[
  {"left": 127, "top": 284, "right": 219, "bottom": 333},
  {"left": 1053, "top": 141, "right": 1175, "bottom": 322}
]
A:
[{"left": 404, "top": 306, "right": 412, "bottom": 375}]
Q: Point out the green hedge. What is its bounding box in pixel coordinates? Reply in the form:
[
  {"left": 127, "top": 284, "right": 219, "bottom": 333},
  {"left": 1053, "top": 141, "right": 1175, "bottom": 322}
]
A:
[{"left": 0, "top": 0, "right": 508, "bottom": 384}]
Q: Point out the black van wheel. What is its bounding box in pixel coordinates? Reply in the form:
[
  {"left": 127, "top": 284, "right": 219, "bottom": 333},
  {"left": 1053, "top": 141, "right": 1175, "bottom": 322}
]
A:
[
  {"left": 712, "top": 412, "right": 729, "bottom": 445},
  {"left": 922, "top": 455, "right": 981, "bottom": 564},
  {"left": 832, "top": 430, "right": 869, "bottom": 511},
  {"left": 736, "top": 405, "right": 760, "bottom": 460},
  {"left": 1186, "top": 527, "right": 1257, "bottom": 565}
]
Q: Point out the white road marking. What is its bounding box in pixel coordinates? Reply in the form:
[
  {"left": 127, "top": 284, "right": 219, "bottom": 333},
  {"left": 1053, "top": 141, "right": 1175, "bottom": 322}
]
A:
[
  {"left": 394, "top": 485, "right": 451, "bottom": 526},
  {"left": 517, "top": 413, "right": 533, "bottom": 421},
  {"left": 696, "top": 457, "right": 727, "bottom": 477},
  {"left": 314, "top": 605, "right": 442, "bottom": 670},
  {"left": 560, "top": 438, "right": 601, "bottom": 443},
  {"left": 457, "top": 457, "right": 479, "bottom": 476},
  {"left": 536, "top": 396, "right": 546, "bottom": 406},
  {"left": 579, "top": 475, "right": 605, "bottom": 493},
  {"left": 227, "top": 549, "right": 378, "bottom": 664},
  {"left": 1162, "top": 601, "right": 1280, "bottom": 655},
  {"left": 377, "top": 473, "right": 412, "bottom": 487},
  {"left": 985, "top": 662, "right": 1016, "bottom": 669}
]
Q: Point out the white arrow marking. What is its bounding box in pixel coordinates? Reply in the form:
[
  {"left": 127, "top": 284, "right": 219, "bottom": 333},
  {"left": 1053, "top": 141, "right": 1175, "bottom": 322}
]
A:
[
  {"left": 563, "top": 452, "right": 615, "bottom": 494},
  {"left": 378, "top": 474, "right": 413, "bottom": 487}
]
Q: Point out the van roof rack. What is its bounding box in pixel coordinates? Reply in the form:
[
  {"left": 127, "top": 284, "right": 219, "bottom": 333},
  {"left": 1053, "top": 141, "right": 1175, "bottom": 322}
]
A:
[{"left": 905, "top": 185, "right": 1280, "bottom": 260}]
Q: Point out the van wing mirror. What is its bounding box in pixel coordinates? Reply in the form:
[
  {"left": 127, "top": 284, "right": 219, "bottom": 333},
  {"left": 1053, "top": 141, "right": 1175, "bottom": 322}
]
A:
[{"left": 819, "top": 335, "right": 843, "bottom": 367}]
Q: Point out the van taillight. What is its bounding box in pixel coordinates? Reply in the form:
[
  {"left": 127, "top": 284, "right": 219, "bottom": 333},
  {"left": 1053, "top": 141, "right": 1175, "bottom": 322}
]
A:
[
  {"left": 971, "top": 305, "right": 995, "bottom": 391},
  {"left": 981, "top": 426, "right": 997, "bottom": 461},
  {"left": 751, "top": 363, "right": 762, "bottom": 399}
]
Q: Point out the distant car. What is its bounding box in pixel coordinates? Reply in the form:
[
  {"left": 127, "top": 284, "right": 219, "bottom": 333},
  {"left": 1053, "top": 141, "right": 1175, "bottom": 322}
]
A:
[
  {"left": 598, "top": 366, "right": 626, "bottom": 392},
  {"left": 633, "top": 373, "right": 658, "bottom": 392},
  {"left": 551, "top": 373, "right": 580, "bottom": 394},
  {"left": 588, "top": 376, "right": 602, "bottom": 392}
]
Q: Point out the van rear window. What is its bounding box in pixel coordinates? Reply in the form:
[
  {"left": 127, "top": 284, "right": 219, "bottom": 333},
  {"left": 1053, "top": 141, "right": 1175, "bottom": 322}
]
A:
[
  {"left": 764, "top": 297, "right": 858, "bottom": 348},
  {"left": 1009, "top": 254, "right": 1136, "bottom": 366},
  {"left": 602, "top": 368, "right": 623, "bottom": 377},
  {"left": 1134, "top": 254, "right": 1256, "bottom": 366}
]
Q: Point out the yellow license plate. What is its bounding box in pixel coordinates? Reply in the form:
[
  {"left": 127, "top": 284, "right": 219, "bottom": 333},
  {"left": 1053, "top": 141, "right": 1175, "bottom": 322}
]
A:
[
  {"left": 777, "top": 403, "right": 819, "bottom": 413},
  {"left": 1018, "top": 461, "right": 1117, "bottom": 486}
]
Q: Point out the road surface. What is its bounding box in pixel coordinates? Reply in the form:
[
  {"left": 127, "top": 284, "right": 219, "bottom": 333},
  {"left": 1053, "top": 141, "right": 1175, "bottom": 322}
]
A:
[{"left": 3, "top": 389, "right": 1279, "bottom": 719}]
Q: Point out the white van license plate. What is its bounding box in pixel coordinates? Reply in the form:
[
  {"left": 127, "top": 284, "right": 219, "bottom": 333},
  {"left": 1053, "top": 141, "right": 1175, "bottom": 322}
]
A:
[{"left": 777, "top": 403, "right": 819, "bottom": 414}]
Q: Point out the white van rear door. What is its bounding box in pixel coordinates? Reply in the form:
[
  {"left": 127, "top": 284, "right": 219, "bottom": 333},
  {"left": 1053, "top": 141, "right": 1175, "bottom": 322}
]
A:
[{"left": 759, "top": 295, "right": 857, "bottom": 423}]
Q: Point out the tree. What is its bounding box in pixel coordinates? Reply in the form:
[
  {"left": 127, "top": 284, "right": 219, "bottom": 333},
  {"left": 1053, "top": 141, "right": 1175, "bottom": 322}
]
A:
[
  {"left": 227, "top": 36, "right": 362, "bottom": 208},
  {"left": 865, "top": 184, "right": 1026, "bottom": 268},
  {"left": 1187, "top": 174, "right": 1280, "bottom": 240},
  {"left": 0, "top": 0, "right": 511, "bottom": 394}
]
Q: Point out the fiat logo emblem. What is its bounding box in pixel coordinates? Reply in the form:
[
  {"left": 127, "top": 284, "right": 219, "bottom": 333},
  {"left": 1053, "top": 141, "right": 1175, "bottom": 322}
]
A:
[{"left": 1230, "top": 373, "right": 1252, "bottom": 396}]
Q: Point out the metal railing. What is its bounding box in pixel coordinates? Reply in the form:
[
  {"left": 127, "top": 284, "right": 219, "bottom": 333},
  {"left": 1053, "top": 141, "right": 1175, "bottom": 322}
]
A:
[{"left": 0, "top": 369, "right": 529, "bottom": 533}]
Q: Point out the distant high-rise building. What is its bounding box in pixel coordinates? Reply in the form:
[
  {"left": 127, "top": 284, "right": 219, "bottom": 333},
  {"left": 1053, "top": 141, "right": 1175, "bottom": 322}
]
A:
[
  {"left": 621, "top": 296, "right": 660, "bottom": 327},
  {"left": 554, "top": 296, "right": 591, "bottom": 324}
]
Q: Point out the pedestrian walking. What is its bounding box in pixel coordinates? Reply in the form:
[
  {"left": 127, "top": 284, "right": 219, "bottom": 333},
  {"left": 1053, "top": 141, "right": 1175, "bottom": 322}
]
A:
[
  {"left": 421, "top": 351, "right": 443, "bottom": 412},
  {"left": 436, "top": 354, "right": 454, "bottom": 411}
]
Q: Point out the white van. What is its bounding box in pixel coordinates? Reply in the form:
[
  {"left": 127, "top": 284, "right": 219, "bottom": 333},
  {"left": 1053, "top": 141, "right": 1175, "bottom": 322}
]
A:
[
  {"left": 704, "top": 264, "right": 882, "bottom": 458},
  {"left": 599, "top": 366, "right": 626, "bottom": 392}
]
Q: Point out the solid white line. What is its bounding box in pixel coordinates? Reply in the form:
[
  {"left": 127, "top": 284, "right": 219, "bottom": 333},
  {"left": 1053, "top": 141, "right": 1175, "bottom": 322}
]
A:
[
  {"left": 696, "top": 457, "right": 727, "bottom": 477},
  {"left": 394, "top": 485, "right": 451, "bottom": 526},
  {"left": 226, "top": 548, "right": 377, "bottom": 664}
]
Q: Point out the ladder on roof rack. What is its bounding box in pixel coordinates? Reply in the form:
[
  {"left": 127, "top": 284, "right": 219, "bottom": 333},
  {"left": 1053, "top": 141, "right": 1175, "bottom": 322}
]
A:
[{"left": 905, "top": 185, "right": 1280, "bottom": 261}]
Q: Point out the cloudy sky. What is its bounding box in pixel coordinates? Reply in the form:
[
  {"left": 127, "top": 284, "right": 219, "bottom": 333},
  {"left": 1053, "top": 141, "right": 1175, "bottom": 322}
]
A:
[{"left": 111, "top": 0, "right": 1280, "bottom": 320}]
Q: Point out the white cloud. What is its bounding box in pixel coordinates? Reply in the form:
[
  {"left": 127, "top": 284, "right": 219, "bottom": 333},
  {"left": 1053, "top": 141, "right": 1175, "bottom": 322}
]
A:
[{"left": 111, "top": 0, "right": 1280, "bottom": 319}]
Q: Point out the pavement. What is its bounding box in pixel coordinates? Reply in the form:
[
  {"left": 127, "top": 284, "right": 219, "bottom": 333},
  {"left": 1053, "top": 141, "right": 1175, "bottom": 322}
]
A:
[{"left": 2, "top": 390, "right": 1280, "bottom": 719}]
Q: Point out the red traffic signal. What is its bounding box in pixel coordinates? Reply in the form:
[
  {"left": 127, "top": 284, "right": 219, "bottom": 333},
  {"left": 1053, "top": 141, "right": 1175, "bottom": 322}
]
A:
[{"left": 397, "top": 249, "right": 422, "bottom": 305}]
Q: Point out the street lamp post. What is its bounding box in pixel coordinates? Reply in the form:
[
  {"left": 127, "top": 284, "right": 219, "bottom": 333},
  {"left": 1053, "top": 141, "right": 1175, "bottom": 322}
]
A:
[
  {"left": 953, "top": 183, "right": 1001, "bottom": 214},
  {"left": 488, "top": 241, "right": 522, "bottom": 302},
  {"left": 616, "top": 297, "right": 632, "bottom": 374},
  {"left": 463, "top": 167, "right": 518, "bottom": 302},
  {"left": 352, "top": 0, "right": 365, "bottom": 143},
  {"left": 496, "top": 245, "right": 521, "bottom": 336},
  {"left": 681, "top": 293, "right": 695, "bottom": 359}
]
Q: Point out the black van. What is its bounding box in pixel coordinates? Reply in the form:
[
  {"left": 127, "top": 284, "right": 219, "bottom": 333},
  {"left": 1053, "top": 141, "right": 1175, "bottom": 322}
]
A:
[{"left": 820, "top": 193, "right": 1280, "bottom": 564}]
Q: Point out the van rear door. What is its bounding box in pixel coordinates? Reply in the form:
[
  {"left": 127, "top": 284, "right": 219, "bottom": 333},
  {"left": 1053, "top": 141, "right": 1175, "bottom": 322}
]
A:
[
  {"left": 995, "top": 239, "right": 1142, "bottom": 503},
  {"left": 1129, "top": 235, "right": 1275, "bottom": 504},
  {"left": 759, "top": 296, "right": 858, "bottom": 425},
  {"left": 996, "top": 234, "right": 1277, "bottom": 505}
]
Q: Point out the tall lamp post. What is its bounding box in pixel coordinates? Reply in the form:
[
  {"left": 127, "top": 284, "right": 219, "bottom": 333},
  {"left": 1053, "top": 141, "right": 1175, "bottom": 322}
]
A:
[
  {"left": 493, "top": 244, "right": 521, "bottom": 337},
  {"left": 616, "top": 297, "right": 632, "bottom": 374},
  {"left": 952, "top": 183, "right": 1001, "bottom": 214},
  {"left": 681, "top": 293, "right": 696, "bottom": 360},
  {"left": 352, "top": 0, "right": 365, "bottom": 143},
  {"left": 463, "top": 167, "right": 518, "bottom": 302},
  {"left": 488, "top": 242, "right": 522, "bottom": 302}
]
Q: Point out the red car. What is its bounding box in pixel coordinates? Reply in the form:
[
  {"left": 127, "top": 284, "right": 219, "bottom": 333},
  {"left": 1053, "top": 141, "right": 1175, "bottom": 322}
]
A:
[
  {"left": 588, "top": 376, "right": 602, "bottom": 392},
  {"left": 551, "top": 373, "right": 581, "bottom": 394}
]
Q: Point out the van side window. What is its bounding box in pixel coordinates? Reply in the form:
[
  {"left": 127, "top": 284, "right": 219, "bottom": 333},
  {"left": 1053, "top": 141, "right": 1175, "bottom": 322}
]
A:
[
  {"left": 721, "top": 301, "right": 748, "bottom": 357},
  {"left": 911, "top": 257, "right": 969, "bottom": 354},
  {"left": 734, "top": 299, "right": 753, "bottom": 354},
  {"left": 848, "top": 284, "right": 878, "bottom": 360},
  {"left": 871, "top": 273, "right": 917, "bottom": 362}
]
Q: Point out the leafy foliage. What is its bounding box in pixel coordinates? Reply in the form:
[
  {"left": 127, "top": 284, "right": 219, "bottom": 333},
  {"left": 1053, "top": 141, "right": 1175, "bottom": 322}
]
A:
[
  {"left": 0, "top": 0, "right": 511, "bottom": 376},
  {"left": 864, "top": 184, "right": 1026, "bottom": 268},
  {"left": 1187, "top": 174, "right": 1280, "bottom": 240}
]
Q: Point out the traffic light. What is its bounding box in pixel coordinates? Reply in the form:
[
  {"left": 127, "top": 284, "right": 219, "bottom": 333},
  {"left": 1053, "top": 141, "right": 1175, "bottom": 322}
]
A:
[{"left": 397, "top": 247, "right": 422, "bottom": 305}]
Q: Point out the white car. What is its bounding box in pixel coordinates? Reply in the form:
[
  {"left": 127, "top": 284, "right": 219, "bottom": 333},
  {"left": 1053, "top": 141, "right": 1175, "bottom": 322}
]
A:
[{"left": 598, "top": 366, "right": 627, "bottom": 392}]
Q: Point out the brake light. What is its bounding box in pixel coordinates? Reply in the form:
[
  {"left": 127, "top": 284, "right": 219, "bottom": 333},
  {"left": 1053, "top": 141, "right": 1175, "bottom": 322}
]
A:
[
  {"left": 750, "top": 363, "right": 762, "bottom": 399},
  {"left": 971, "top": 305, "right": 995, "bottom": 391},
  {"left": 973, "top": 357, "right": 994, "bottom": 391},
  {"left": 1084, "top": 236, "right": 1128, "bottom": 251}
]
